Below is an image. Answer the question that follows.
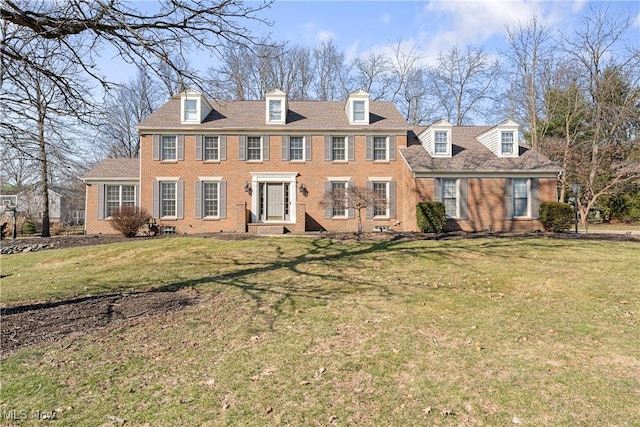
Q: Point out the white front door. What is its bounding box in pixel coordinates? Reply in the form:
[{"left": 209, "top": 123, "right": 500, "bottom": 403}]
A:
[{"left": 259, "top": 182, "right": 289, "bottom": 222}]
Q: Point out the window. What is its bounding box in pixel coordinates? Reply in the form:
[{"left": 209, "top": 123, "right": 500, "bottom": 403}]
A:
[
  {"left": 442, "top": 179, "right": 457, "bottom": 217},
  {"left": 203, "top": 182, "right": 219, "bottom": 217},
  {"left": 184, "top": 99, "right": 197, "bottom": 121},
  {"left": 373, "top": 137, "right": 387, "bottom": 161},
  {"left": 204, "top": 136, "right": 219, "bottom": 161},
  {"left": 501, "top": 131, "right": 515, "bottom": 155},
  {"left": 373, "top": 182, "right": 388, "bottom": 216},
  {"left": 353, "top": 100, "right": 365, "bottom": 121},
  {"left": 161, "top": 182, "right": 177, "bottom": 217},
  {"left": 161, "top": 136, "right": 177, "bottom": 161},
  {"left": 332, "top": 137, "right": 346, "bottom": 161},
  {"left": 289, "top": 136, "right": 304, "bottom": 161},
  {"left": 435, "top": 131, "right": 448, "bottom": 155},
  {"left": 269, "top": 100, "right": 282, "bottom": 121},
  {"left": 247, "top": 136, "right": 262, "bottom": 161},
  {"left": 331, "top": 182, "right": 347, "bottom": 217},
  {"left": 513, "top": 178, "right": 528, "bottom": 217},
  {"left": 105, "top": 185, "right": 135, "bottom": 217}
]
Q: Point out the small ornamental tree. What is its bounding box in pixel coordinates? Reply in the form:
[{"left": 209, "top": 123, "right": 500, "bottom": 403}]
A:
[
  {"left": 323, "top": 185, "right": 387, "bottom": 235},
  {"left": 109, "top": 206, "right": 151, "bottom": 237}
]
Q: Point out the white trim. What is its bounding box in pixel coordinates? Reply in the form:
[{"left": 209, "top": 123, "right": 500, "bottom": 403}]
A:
[
  {"left": 327, "top": 176, "right": 352, "bottom": 182},
  {"left": 367, "top": 177, "right": 392, "bottom": 181},
  {"left": 198, "top": 176, "right": 223, "bottom": 181},
  {"left": 249, "top": 172, "right": 298, "bottom": 224},
  {"left": 155, "top": 176, "right": 180, "bottom": 181},
  {"left": 413, "top": 171, "right": 558, "bottom": 178}
]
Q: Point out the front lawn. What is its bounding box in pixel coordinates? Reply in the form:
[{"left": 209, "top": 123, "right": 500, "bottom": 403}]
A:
[{"left": 1, "top": 236, "right": 638, "bottom": 425}]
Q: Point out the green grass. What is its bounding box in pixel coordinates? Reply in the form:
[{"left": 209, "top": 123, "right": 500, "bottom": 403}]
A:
[{"left": 1, "top": 236, "right": 639, "bottom": 425}]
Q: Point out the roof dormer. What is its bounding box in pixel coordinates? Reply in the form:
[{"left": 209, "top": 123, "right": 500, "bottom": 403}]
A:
[
  {"left": 477, "top": 119, "right": 520, "bottom": 158},
  {"left": 418, "top": 119, "right": 454, "bottom": 157},
  {"left": 345, "top": 89, "right": 370, "bottom": 125},
  {"left": 265, "top": 89, "right": 287, "bottom": 125},
  {"left": 180, "top": 89, "right": 212, "bottom": 124}
]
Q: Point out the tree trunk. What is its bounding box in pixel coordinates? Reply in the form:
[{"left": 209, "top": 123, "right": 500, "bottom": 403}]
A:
[{"left": 37, "top": 86, "right": 50, "bottom": 237}]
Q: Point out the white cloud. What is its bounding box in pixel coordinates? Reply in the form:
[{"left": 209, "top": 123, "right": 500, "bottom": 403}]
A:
[{"left": 381, "top": 12, "right": 391, "bottom": 25}]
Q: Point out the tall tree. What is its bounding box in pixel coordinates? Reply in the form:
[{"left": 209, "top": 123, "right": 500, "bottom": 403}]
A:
[
  {"left": 428, "top": 45, "right": 501, "bottom": 125},
  {"left": 313, "top": 39, "right": 349, "bottom": 101}
]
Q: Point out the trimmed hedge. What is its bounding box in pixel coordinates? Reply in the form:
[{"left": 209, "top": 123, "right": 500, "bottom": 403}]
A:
[
  {"left": 539, "top": 202, "right": 574, "bottom": 232},
  {"left": 417, "top": 202, "right": 447, "bottom": 233}
]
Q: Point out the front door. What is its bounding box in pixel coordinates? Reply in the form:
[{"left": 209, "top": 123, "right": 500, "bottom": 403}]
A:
[{"left": 259, "top": 182, "right": 289, "bottom": 221}]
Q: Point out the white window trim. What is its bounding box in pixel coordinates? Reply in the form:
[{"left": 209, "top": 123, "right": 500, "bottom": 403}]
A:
[
  {"left": 246, "top": 135, "right": 263, "bottom": 162},
  {"left": 352, "top": 100, "right": 366, "bottom": 123},
  {"left": 500, "top": 131, "right": 517, "bottom": 157},
  {"left": 181, "top": 98, "right": 200, "bottom": 124},
  {"left": 330, "top": 181, "right": 349, "bottom": 218},
  {"left": 373, "top": 136, "right": 389, "bottom": 162},
  {"left": 201, "top": 181, "right": 221, "bottom": 219},
  {"left": 441, "top": 178, "right": 460, "bottom": 218},
  {"left": 433, "top": 130, "right": 451, "bottom": 157},
  {"left": 161, "top": 135, "right": 178, "bottom": 161},
  {"left": 289, "top": 135, "right": 306, "bottom": 162},
  {"left": 332, "top": 136, "right": 347, "bottom": 162},
  {"left": 203, "top": 135, "right": 220, "bottom": 162},
  {"left": 105, "top": 184, "right": 136, "bottom": 219},
  {"left": 160, "top": 181, "right": 178, "bottom": 219},
  {"left": 512, "top": 178, "right": 531, "bottom": 218},
  {"left": 371, "top": 181, "right": 390, "bottom": 218}
]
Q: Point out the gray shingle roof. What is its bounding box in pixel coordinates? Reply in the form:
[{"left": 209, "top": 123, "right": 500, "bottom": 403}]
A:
[
  {"left": 137, "top": 98, "right": 409, "bottom": 131},
  {"left": 401, "top": 126, "right": 562, "bottom": 173},
  {"left": 82, "top": 158, "right": 140, "bottom": 180}
]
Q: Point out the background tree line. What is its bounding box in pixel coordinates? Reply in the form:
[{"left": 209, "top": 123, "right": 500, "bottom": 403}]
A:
[{"left": 2, "top": 1, "right": 638, "bottom": 236}]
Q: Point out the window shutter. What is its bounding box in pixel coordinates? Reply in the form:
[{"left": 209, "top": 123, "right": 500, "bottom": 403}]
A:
[
  {"left": 219, "top": 181, "right": 227, "bottom": 219},
  {"left": 324, "top": 182, "right": 333, "bottom": 218},
  {"left": 263, "top": 135, "right": 269, "bottom": 160},
  {"left": 389, "top": 181, "right": 397, "bottom": 219},
  {"left": 459, "top": 178, "right": 468, "bottom": 220},
  {"left": 195, "top": 135, "right": 203, "bottom": 161},
  {"left": 366, "top": 181, "right": 374, "bottom": 218},
  {"left": 152, "top": 135, "right": 160, "bottom": 160},
  {"left": 135, "top": 185, "right": 140, "bottom": 207},
  {"left": 347, "top": 180, "right": 355, "bottom": 218},
  {"left": 324, "top": 136, "right": 331, "bottom": 161},
  {"left": 305, "top": 135, "right": 312, "bottom": 160},
  {"left": 238, "top": 135, "right": 246, "bottom": 161},
  {"left": 219, "top": 135, "right": 227, "bottom": 161},
  {"left": 177, "top": 135, "right": 185, "bottom": 160},
  {"left": 433, "top": 178, "right": 442, "bottom": 203},
  {"left": 365, "top": 136, "right": 373, "bottom": 161},
  {"left": 504, "top": 178, "right": 513, "bottom": 218},
  {"left": 177, "top": 180, "right": 184, "bottom": 219},
  {"left": 97, "top": 184, "right": 105, "bottom": 219},
  {"left": 152, "top": 181, "right": 159, "bottom": 218},
  {"left": 195, "top": 181, "right": 202, "bottom": 219},
  {"left": 282, "top": 135, "right": 290, "bottom": 161},
  {"left": 531, "top": 178, "right": 539, "bottom": 219},
  {"left": 389, "top": 136, "right": 396, "bottom": 161},
  {"left": 348, "top": 135, "right": 355, "bottom": 161}
]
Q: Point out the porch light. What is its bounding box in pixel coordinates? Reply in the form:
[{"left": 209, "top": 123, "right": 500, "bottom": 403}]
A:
[
  {"left": 244, "top": 181, "right": 252, "bottom": 194},
  {"left": 299, "top": 183, "right": 307, "bottom": 195}
]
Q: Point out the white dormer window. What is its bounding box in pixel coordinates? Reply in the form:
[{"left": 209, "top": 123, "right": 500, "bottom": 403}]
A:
[
  {"left": 434, "top": 131, "right": 449, "bottom": 155},
  {"left": 184, "top": 100, "right": 198, "bottom": 121},
  {"left": 353, "top": 101, "right": 365, "bottom": 122},
  {"left": 501, "top": 131, "right": 515, "bottom": 155},
  {"left": 269, "top": 100, "right": 282, "bottom": 121}
]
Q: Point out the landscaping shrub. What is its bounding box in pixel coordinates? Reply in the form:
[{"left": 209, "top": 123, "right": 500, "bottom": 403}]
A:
[
  {"left": 539, "top": 202, "right": 574, "bottom": 232},
  {"left": 416, "top": 202, "right": 446, "bottom": 233},
  {"left": 109, "top": 206, "right": 150, "bottom": 237},
  {"left": 23, "top": 219, "right": 36, "bottom": 235}
]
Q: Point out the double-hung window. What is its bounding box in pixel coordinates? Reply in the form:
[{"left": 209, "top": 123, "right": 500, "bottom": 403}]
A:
[
  {"left": 289, "top": 136, "right": 304, "bottom": 161},
  {"left": 512, "top": 178, "right": 529, "bottom": 217},
  {"left": 373, "top": 137, "right": 387, "bottom": 161},
  {"left": 353, "top": 101, "right": 366, "bottom": 122},
  {"left": 332, "top": 137, "right": 346, "bottom": 161},
  {"left": 434, "top": 131, "right": 448, "bottom": 155},
  {"left": 501, "top": 132, "right": 515, "bottom": 155},
  {"left": 203, "top": 182, "right": 219, "bottom": 217},
  {"left": 105, "top": 185, "right": 135, "bottom": 217},
  {"left": 331, "top": 182, "right": 347, "bottom": 217},
  {"left": 161, "top": 136, "right": 177, "bottom": 161},
  {"left": 204, "top": 136, "right": 219, "bottom": 161},
  {"left": 247, "top": 136, "right": 262, "bottom": 161},
  {"left": 269, "top": 100, "right": 282, "bottom": 121},
  {"left": 442, "top": 179, "right": 458, "bottom": 217},
  {"left": 373, "top": 182, "right": 388, "bottom": 217},
  {"left": 184, "top": 100, "right": 198, "bottom": 121},
  {"left": 161, "top": 182, "right": 177, "bottom": 217}
]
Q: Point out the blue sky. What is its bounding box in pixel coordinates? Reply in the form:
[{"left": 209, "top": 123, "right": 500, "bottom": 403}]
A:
[{"left": 100, "top": 0, "right": 640, "bottom": 83}]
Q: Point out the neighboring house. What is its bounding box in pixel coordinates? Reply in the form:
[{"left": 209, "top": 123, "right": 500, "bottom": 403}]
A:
[
  {"left": 1, "top": 187, "right": 75, "bottom": 224},
  {"left": 83, "top": 89, "right": 561, "bottom": 235}
]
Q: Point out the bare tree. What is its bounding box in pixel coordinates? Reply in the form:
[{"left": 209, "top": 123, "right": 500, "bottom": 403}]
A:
[
  {"left": 503, "top": 16, "right": 554, "bottom": 148},
  {"left": 428, "top": 45, "right": 501, "bottom": 125},
  {"left": 313, "top": 39, "right": 349, "bottom": 101},
  {"left": 323, "top": 185, "right": 387, "bottom": 235},
  {"left": 351, "top": 51, "right": 394, "bottom": 101}
]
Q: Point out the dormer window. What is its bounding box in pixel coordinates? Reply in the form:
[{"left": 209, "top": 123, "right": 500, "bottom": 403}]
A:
[
  {"left": 501, "top": 131, "right": 515, "bottom": 155},
  {"left": 434, "top": 131, "right": 449, "bottom": 155},
  {"left": 353, "top": 101, "right": 366, "bottom": 122},
  {"left": 184, "top": 100, "right": 198, "bottom": 121},
  {"left": 269, "top": 100, "right": 282, "bottom": 121}
]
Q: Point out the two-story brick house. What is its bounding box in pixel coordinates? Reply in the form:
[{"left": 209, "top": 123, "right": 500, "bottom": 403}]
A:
[{"left": 83, "top": 89, "right": 561, "bottom": 235}]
